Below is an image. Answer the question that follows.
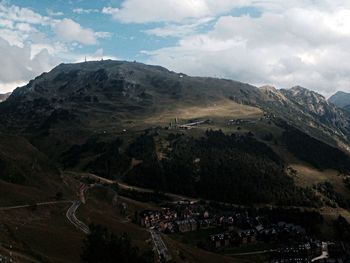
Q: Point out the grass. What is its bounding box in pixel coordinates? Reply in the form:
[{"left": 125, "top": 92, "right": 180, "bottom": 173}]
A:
[
  {"left": 0, "top": 203, "right": 83, "bottom": 263},
  {"left": 78, "top": 187, "right": 152, "bottom": 250},
  {"left": 142, "top": 100, "right": 262, "bottom": 126},
  {"left": 291, "top": 163, "right": 350, "bottom": 199},
  {"left": 164, "top": 235, "right": 253, "bottom": 263}
]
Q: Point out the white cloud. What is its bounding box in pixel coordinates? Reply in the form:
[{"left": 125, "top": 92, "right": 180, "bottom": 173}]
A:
[
  {"left": 46, "top": 9, "right": 64, "bottom": 17},
  {"left": 145, "top": 6, "right": 350, "bottom": 96},
  {"left": 102, "top": 7, "right": 119, "bottom": 16},
  {"left": 73, "top": 8, "right": 99, "bottom": 14},
  {"left": 53, "top": 19, "right": 111, "bottom": 45},
  {"left": 0, "top": 81, "right": 26, "bottom": 93},
  {"left": 53, "top": 18, "right": 97, "bottom": 45},
  {"left": 94, "top": 31, "right": 113, "bottom": 39},
  {"left": 0, "top": 3, "right": 107, "bottom": 92},
  {"left": 145, "top": 17, "right": 214, "bottom": 37},
  {"left": 0, "top": 37, "right": 60, "bottom": 92},
  {"left": 102, "top": 0, "right": 249, "bottom": 23},
  {"left": 0, "top": 3, "right": 52, "bottom": 26}
]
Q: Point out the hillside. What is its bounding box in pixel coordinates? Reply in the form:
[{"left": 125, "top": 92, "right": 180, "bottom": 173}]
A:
[
  {"left": 0, "top": 60, "right": 349, "bottom": 207},
  {"left": 1, "top": 60, "right": 350, "bottom": 149}
]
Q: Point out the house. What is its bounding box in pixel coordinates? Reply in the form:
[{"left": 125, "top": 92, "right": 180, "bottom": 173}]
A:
[
  {"left": 176, "top": 219, "right": 198, "bottom": 232},
  {"left": 210, "top": 233, "right": 233, "bottom": 248},
  {"left": 237, "top": 229, "right": 257, "bottom": 244},
  {"left": 140, "top": 210, "right": 161, "bottom": 228}
]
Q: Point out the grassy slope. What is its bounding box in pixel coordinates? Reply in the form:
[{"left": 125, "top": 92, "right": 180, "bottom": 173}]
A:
[{"left": 0, "top": 133, "right": 74, "bottom": 206}]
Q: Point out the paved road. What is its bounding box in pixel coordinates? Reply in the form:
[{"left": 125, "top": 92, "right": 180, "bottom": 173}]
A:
[
  {"left": 311, "top": 242, "right": 329, "bottom": 262},
  {"left": 149, "top": 229, "right": 172, "bottom": 262},
  {"left": 0, "top": 192, "right": 90, "bottom": 235},
  {"left": 65, "top": 201, "right": 90, "bottom": 235}
]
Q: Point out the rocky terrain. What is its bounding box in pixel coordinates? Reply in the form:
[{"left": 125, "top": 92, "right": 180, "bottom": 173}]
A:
[{"left": 329, "top": 91, "right": 350, "bottom": 113}]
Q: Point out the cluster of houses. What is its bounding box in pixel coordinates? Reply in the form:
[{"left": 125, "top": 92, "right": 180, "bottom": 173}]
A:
[
  {"left": 139, "top": 202, "right": 213, "bottom": 233},
  {"left": 271, "top": 241, "right": 349, "bottom": 263},
  {"left": 138, "top": 202, "right": 309, "bottom": 249},
  {"left": 137, "top": 202, "right": 350, "bottom": 261},
  {"left": 271, "top": 242, "right": 322, "bottom": 262},
  {"left": 209, "top": 220, "right": 306, "bottom": 249}
]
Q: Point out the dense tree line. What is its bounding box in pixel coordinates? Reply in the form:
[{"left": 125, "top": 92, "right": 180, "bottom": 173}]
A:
[
  {"left": 316, "top": 182, "right": 350, "bottom": 209},
  {"left": 81, "top": 224, "right": 154, "bottom": 263},
  {"left": 333, "top": 216, "right": 350, "bottom": 242},
  {"left": 125, "top": 130, "right": 320, "bottom": 207},
  {"left": 61, "top": 137, "right": 130, "bottom": 178}
]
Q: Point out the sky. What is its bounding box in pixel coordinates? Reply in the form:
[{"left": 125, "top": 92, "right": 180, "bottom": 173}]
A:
[{"left": 1, "top": 0, "right": 350, "bottom": 97}]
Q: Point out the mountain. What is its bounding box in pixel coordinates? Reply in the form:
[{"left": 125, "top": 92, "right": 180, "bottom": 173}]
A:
[
  {"left": 281, "top": 86, "right": 350, "bottom": 138},
  {"left": 1, "top": 61, "right": 349, "bottom": 147},
  {"left": 1, "top": 60, "right": 350, "bottom": 206},
  {"left": 0, "top": 92, "right": 11, "bottom": 102},
  {"left": 329, "top": 91, "right": 350, "bottom": 111},
  {"left": 1, "top": 60, "right": 350, "bottom": 262},
  {"left": 260, "top": 85, "right": 350, "bottom": 149}
]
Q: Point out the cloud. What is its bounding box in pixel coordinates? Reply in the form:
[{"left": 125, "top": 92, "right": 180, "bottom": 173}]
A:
[
  {"left": 144, "top": 17, "right": 214, "bottom": 37},
  {"left": 0, "top": 37, "right": 60, "bottom": 92},
  {"left": 53, "top": 18, "right": 97, "bottom": 45},
  {"left": 94, "top": 31, "right": 113, "bottom": 39},
  {"left": 0, "top": 2, "right": 109, "bottom": 92},
  {"left": 102, "top": 0, "right": 263, "bottom": 23},
  {"left": 73, "top": 8, "right": 99, "bottom": 14},
  {"left": 0, "top": 3, "right": 52, "bottom": 26},
  {"left": 145, "top": 6, "right": 350, "bottom": 96},
  {"left": 46, "top": 9, "right": 64, "bottom": 17}
]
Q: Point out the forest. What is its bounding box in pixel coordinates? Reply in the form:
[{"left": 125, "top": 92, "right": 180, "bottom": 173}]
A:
[{"left": 125, "top": 130, "right": 320, "bottom": 207}]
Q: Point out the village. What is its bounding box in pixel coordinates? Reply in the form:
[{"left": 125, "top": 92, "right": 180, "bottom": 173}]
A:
[{"left": 135, "top": 200, "right": 349, "bottom": 263}]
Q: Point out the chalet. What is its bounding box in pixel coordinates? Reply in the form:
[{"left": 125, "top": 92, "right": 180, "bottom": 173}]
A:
[
  {"left": 210, "top": 233, "right": 233, "bottom": 248},
  {"left": 175, "top": 219, "right": 198, "bottom": 232},
  {"left": 198, "top": 218, "right": 216, "bottom": 229},
  {"left": 238, "top": 229, "right": 257, "bottom": 244},
  {"left": 140, "top": 210, "right": 161, "bottom": 228}
]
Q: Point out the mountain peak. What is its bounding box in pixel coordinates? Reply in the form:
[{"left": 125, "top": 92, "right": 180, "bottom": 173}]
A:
[{"left": 329, "top": 90, "right": 350, "bottom": 109}]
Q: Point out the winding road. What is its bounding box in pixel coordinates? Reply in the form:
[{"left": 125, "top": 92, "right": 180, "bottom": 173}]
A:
[
  {"left": 0, "top": 184, "right": 91, "bottom": 235},
  {"left": 65, "top": 201, "right": 90, "bottom": 235},
  {"left": 311, "top": 242, "right": 329, "bottom": 262}
]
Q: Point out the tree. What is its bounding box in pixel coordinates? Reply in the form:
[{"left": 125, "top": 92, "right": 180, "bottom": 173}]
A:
[
  {"left": 55, "top": 191, "right": 63, "bottom": 201},
  {"left": 81, "top": 224, "right": 154, "bottom": 263}
]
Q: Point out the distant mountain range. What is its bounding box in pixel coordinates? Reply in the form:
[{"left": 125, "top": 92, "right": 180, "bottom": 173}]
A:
[{"left": 329, "top": 91, "right": 350, "bottom": 113}]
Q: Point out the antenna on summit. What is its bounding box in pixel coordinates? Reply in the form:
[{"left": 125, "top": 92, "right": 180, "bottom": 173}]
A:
[{"left": 84, "top": 56, "right": 87, "bottom": 63}]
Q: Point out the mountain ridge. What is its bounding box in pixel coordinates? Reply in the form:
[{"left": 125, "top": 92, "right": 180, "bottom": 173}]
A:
[
  {"left": 1, "top": 60, "right": 350, "bottom": 155},
  {"left": 329, "top": 91, "right": 350, "bottom": 113}
]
